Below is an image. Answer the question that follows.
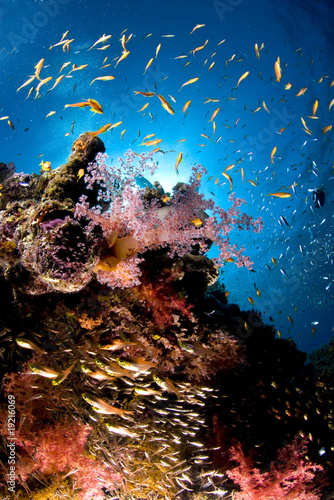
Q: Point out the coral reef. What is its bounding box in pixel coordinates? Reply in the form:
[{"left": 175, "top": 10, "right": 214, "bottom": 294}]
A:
[{"left": 0, "top": 135, "right": 332, "bottom": 499}]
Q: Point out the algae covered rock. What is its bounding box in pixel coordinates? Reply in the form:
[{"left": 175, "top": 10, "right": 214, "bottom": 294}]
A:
[{"left": 0, "top": 134, "right": 106, "bottom": 294}]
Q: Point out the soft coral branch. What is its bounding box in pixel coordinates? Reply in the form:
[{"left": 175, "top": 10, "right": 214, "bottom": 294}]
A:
[
  {"left": 227, "top": 436, "right": 323, "bottom": 500},
  {"left": 75, "top": 153, "right": 262, "bottom": 288}
]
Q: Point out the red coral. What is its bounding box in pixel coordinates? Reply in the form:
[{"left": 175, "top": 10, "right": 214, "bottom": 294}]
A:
[
  {"left": 15, "top": 419, "right": 122, "bottom": 499},
  {"left": 136, "top": 281, "right": 195, "bottom": 329},
  {"left": 227, "top": 436, "right": 323, "bottom": 500}
]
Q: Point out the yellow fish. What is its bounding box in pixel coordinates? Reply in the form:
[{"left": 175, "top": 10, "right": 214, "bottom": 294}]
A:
[
  {"left": 46, "top": 111, "right": 56, "bottom": 119},
  {"left": 222, "top": 172, "right": 233, "bottom": 191},
  {"left": 287, "top": 315, "right": 294, "bottom": 325},
  {"left": 179, "top": 77, "right": 199, "bottom": 91},
  {"left": 138, "top": 103, "right": 149, "bottom": 112},
  {"left": 274, "top": 57, "right": 281, "bottom": 82},
  {"left": 312, "top": 100, "right": 318, "bottom": 116},
  {"left": 156, "top": 93, "right": 174, "bottom": 115},
  {"left": 87, "top": 98, "right": 103, "bottom": 114},
  {"left": 267, "top": 192, "right": 291, "bottom": 198},
  {"left": 68, "top": 64, "right": 88, "bottom": 74},
  {"left": 208, "top": 61, "right": 215, "bottom": 72},
  {"left": 236, "top": 71, "right": 249, "bottom": 87},
  {"left": 77, "top": 168, "right": 85, "bottom": 180},
  {"left": 59, "top": 61, "right": 71, "bottom": 73},
  {"left": 35, "top": 76, "right": 52, "bottom": 98},
  {"left": 115, "top": 49, "right": 130, "bottom": 67},
  {"left": 49, "top": 75, "right": 64, "bottom": 91},
  {"left": 110, "top": 121, "right": 122, "bottom": 129},
  {"left": 248, "top": 296, "right": 254, "bottom": 306},
  {"left": 182, "top": 100, "right": 191, "bottom": 113},
  {"left": 17, "top": 76, "right": 35, "bottom": 92},
  {"left": 190, "top": 218, "right": 203, "bottom": 227},
  {"left": 141, "top": 139, "right": 162, "bottom": 146},
  {"left": 88, "top": 34, "right": 112, "bottom": 51},
  {"left": 209, "top": 107, "right": 220, "bottom": 122},
  {"left": 144, "top": 57, "right": 154, "bottom": 74},
  {"left": 90, "top": 76, "right": 115, "bottom": 85},
  {"left": 15, "top": 338, "right": 45, "bottom": 353},
  {"left": 263, "top": 101, "right": 270, "bottom": 113},
  {"left": 175, "top": 152, "right": 182, "bottom": 173},
  {"left": 52, "top": 362, "right": 76, "bottom": 386},
  {"left": 271, "top": 146, "right": 277, "bottom": 164},
  {"left": 192, "top": 39, "right": 208, "bottom": 56},
  {"left": 34, "top": 58, "right": 44, "bottom": 80},
  {"left": 82, "top": 393, "right": 133, "bottom": 417},
  {"left": 40, "top": 160, "right": 51, "bottom": 171},
  {"left": 189, "top": 24, "right": 205, "bottom": 34}
]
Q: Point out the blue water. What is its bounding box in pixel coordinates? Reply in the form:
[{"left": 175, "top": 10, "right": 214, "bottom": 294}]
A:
[{"left": 0, "top": 0, "right": 333, "bottom": 353}]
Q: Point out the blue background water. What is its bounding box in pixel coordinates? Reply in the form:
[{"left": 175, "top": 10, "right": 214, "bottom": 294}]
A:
[{"left": 0, "top": 0, "right": 333, "bottom": 353}]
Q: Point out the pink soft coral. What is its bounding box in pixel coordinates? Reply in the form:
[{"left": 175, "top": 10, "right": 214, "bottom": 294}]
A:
[
  {"left": 15, "top": 419, "right": 122, "bottom": 499},
  {"left": 227, "top": 437, "right": 323, "bottom": 500},
  {"left": 75, "top": 152, "right": 262, "bottom": 288}
]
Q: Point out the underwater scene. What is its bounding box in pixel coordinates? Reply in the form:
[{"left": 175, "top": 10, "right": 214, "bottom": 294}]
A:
[{"left": 0, "top": 0, "right": 333, "bottom": 498}]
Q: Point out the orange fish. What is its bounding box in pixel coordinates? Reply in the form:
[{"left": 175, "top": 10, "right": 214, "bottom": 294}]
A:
[
  {"left": 274, "top": 57, "right": 281, "bottom": 82},
  {"left": 255, "top": 43, "right": 260, "bottom": 60},
  {"left": 284, "top": 82, "right": 292, "bottom": 90},
  {"left": 295, "top": 87, "right": 307, "bottom": 97},
  {"left": 156, "top": 94, "right": 174, "bottom": 115},
  {"left": 88, "top": 123, "right": 112, "bottom": 136},
  {"left": 209, "top": 107, "right": 220, "bottom": 122},
  {"left": 182, "top": 100, "right": 191, "bottom": 113},
  {"left": 64, "top": 101, "right": 91, "bottom": 109},
  {"left": 323, "top": 125, "right": 332, "bottom": 134},
  {"left": 87, "top": 99, "right": 103, "bottom": 114},
  {"left": 271, "top": 146, "right": 277, "bottom": 164},
  {"left": 248, "top": 296, "right": 254, "bottom": 306}
]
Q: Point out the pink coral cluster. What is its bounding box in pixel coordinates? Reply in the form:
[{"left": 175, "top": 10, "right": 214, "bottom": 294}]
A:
[
  {"left": 227, "top": 436, "right": 324, "bottom": 499},
  {"left": 15, "top": 419, "right": 122, "bottom": 499},
  {"left": 75, "top": 152, "right": 262, "bottom": 288}
]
